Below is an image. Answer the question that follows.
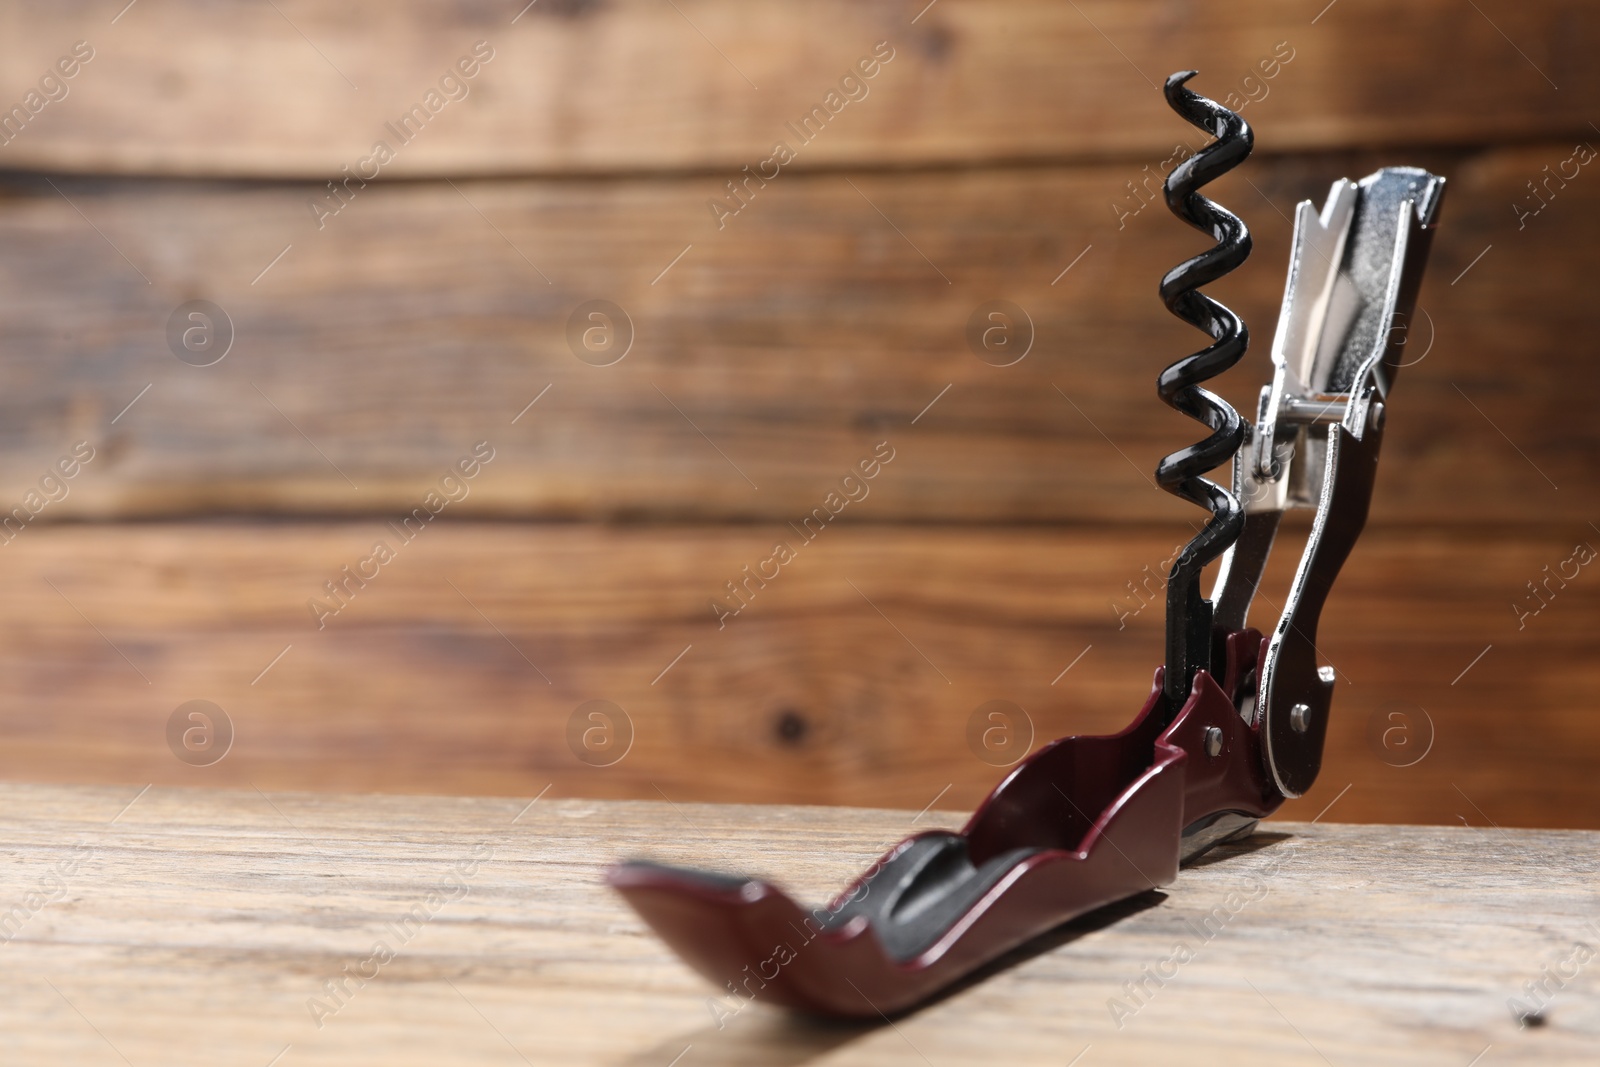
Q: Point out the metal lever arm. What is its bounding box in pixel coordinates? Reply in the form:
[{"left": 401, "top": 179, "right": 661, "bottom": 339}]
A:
[{"left": 1211, "top": 167, "right": 1445, "bottom": 797}]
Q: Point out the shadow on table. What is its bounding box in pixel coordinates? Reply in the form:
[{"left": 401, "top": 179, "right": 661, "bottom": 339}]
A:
[{"left": 1185, "top": 829, "right": 1293, "bottom": 869}]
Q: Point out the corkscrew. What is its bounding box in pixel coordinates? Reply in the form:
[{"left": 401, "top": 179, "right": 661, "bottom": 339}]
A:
[
  {"left": 1155, "top": 70, "right": 1254, "bottom": 717},
  {"left": 606, "top": 74, "right": 1445, "bottom": 1018}
]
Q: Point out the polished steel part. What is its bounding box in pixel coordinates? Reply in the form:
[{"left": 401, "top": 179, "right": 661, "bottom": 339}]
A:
[
  {"left": 1212, "top": 167, "right": 1445, "bottom": 797},
  {"left": 1289, "top": 703, "right": 1312, "bottom": 733}
]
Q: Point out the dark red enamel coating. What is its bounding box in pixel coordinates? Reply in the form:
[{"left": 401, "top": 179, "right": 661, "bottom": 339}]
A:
[{"left": 608, "top": 629, "right": 1284, "bottom": 1018}]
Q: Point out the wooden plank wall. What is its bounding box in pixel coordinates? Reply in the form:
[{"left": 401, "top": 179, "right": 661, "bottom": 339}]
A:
[{"left": 0, "top": 0, "right": 1596, "bottom": 829}]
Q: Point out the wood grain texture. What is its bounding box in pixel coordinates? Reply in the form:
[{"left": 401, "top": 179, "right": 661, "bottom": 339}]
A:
[
  {"left": 0, "top": 521, "right": 1593, "bottom": 830},
  {"left": 1, "top": 2, "right": 1594, "bottom": 848},
  {"left": 1, "top": 142, "right": 1595, "bottom": 524},
  {"left": 0, "top": 784, "right": 1594, "bottom": 1065},
  {"left": 0, "top": 0, "right": 1594, "bottom": 177}
]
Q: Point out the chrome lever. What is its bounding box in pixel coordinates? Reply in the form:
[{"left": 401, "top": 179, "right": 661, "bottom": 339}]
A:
[{"left": 1211, "top": 166, "right": 1446, "bottom": 796}]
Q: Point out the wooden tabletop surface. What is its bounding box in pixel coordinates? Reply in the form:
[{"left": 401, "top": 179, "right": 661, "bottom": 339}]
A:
[{"left": 0, "top": 783, "right": 1595, "bottom": 1066}]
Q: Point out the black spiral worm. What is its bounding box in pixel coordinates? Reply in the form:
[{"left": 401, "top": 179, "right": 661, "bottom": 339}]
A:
[{"left": 1157, "top": 71, "right": 1253, "bottom": 711}]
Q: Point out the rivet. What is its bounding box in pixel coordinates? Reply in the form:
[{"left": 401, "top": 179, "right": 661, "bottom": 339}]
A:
[
  {"left": 1203, "top": 726, "right": 1224, "bottom": 758},
  {"left": 1289, "top": 703, "right": 1313, "bottom": 734}
]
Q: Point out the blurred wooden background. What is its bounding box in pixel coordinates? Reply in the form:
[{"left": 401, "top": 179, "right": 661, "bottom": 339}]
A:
[{"left": 0, "top": 0, "right": 1596, "bottom": 828}]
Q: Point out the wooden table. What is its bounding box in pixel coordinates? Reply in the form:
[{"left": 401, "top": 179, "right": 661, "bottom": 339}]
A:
[{"left": 0, "top": 783, "right": 1594, "bottom": 1065}]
